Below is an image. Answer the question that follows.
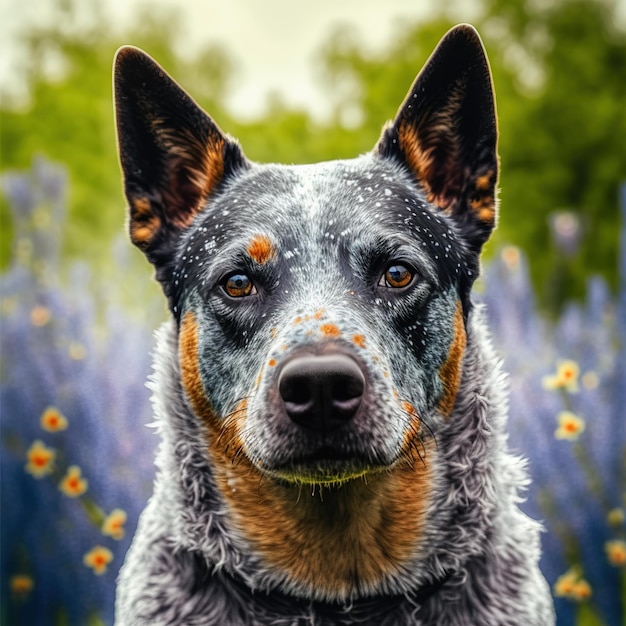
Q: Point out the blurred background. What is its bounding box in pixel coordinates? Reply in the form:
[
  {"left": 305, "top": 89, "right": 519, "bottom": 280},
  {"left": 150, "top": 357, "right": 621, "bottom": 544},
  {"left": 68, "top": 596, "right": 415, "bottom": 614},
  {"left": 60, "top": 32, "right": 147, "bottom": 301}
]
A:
[{"left": 1, "top": 0, "right": 624, "bottom": 624}]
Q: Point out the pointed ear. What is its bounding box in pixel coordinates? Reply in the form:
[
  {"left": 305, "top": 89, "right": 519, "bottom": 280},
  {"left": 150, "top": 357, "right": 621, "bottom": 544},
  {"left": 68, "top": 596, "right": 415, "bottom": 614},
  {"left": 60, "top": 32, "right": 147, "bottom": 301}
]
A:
[
  {"left": 376, "top": 24, "right": 498, "bottom": 254},
  {"left": 113, "top": 46, "right": 248, "bottom": 270}
]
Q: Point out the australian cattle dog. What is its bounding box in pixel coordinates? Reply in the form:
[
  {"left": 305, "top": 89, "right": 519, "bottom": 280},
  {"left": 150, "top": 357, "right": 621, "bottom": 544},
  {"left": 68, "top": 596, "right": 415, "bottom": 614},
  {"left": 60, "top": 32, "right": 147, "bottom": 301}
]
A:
[{"left": 113, "top": 24, "right": 555, "bottom": 625}]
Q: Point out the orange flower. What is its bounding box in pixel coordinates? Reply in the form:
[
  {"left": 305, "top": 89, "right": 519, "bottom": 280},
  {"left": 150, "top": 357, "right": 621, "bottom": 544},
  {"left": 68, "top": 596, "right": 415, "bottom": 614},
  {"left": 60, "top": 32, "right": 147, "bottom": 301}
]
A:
[
  {"left": 40, "top": 406, "right": 68, "bottom": 432},
  {"left": 59, "top": 465, "right": 88, "bottom": 497},
  {"left": 605, "top": 540, "right": 626, "bottom": 567},
  {"left": 10, "top": 574, "right": 34, "bottom": 596},
  {"left": 30, "top": 305, "right": 51, "bottom": 327},
  {"left": 102, "top": 509, "right": 127, "bottom": 540},
  {"left": 554, "top": 568, "right": 592, "bottom": 602},
  {"left": 25, "top": 440, "right": 56, "bottom": 478},
  {"left": 554, "top": 411, "right": 585, "bottom": 441},
  {"left": 542, "top": 360, "right": 580, "bottom": 393},
  {"left": 83, "top": 546, "right": 114, "bottom": 575},
  {"left": 570, "top": 579, "right": 592, "bottom": 601}
]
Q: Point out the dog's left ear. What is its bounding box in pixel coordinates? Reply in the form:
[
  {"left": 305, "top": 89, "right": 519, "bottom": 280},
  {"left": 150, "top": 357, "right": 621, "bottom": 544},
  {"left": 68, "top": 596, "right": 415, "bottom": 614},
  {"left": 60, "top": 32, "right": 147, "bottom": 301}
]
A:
[{"left": 376, "top": 24, "right": 498, "bottom": 254}]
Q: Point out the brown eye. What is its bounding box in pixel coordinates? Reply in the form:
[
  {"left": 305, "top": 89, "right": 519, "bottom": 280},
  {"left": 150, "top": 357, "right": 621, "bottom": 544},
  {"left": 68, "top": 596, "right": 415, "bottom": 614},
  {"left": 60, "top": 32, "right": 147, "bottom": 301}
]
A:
[
  {"left": 223, "top": 273, "right": 255, "bottom": 298},
  {"left": 381, "top": 264, "right": 414, "bottom": 289}
]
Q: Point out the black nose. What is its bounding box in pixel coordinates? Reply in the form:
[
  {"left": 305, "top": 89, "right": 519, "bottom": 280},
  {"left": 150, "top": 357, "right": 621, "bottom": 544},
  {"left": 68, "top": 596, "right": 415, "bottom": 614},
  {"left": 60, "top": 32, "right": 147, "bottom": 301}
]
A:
[{"left": 278, "top": 353, "right": 366, "bottom": 432}]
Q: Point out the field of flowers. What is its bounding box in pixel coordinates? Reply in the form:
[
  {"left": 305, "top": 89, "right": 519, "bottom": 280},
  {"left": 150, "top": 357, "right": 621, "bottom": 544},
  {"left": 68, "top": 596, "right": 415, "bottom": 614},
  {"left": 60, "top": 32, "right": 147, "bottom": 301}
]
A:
[{"left": 1, "top": 160, "right": 624, "bottom": 625}]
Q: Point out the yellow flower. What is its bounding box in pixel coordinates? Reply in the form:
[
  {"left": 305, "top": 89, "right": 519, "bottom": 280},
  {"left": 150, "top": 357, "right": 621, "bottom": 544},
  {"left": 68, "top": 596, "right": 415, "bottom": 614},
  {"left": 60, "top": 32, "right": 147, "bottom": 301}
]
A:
[
  {"left": 10, "top": 574, "right": 34, "bottom": 596},
  {"left": 501, "top": 246, "right": 521, "bottom": 270},
  {"left": 553, "top": 569, "right": 578, "bottom": 597},
  {"left": 542, "top": 360, "right": 580, "bottom": 393},
  {"left": 607, "top": 508, "right": 624, "bottom": 527},
  {"left": 40, "top": 406, "right": 68, "bottom": 432},
  {"left": 59, "top": 465, "right": 88, "bottom": 497},
  {"left": 581, "top": 371, "right": 599, "bottom": 390},
  {"left": 554, "top": 568, "right": 592, "bottom": 601},
  {"left": 102, "top": 509, "right": 127, "bottom": 540},
  {"left": 30, "top": 305, "right": 51, "bottom": 327},
  {"left": 605, "top": 540, "right": 626, "bottom": 567},
  {"left": 554, "top": 411, "right": 585, "bottom": 441},
  {"left": 83, "top": 546, "right": 114, "bottom": 575},
  {"left": 69, "top": 341, "right": 87, "bottom": 360},
  {"left": 25, "top": 440, "right": 56, "bottom": 478}
]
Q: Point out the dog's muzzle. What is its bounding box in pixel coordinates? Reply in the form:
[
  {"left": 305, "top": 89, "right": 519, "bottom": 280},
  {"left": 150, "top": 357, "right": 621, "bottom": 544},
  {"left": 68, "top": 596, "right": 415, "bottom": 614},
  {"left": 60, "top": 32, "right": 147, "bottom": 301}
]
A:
[{"left": 277, "top": 352, "right": 366, "bottom": 434}]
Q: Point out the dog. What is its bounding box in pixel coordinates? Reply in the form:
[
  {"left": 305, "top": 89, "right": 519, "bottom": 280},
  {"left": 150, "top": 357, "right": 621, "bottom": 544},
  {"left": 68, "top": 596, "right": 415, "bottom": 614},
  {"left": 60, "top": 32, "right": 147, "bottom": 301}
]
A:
[{"left": 113, "top": 24, "right": 555, "bottom": 625}]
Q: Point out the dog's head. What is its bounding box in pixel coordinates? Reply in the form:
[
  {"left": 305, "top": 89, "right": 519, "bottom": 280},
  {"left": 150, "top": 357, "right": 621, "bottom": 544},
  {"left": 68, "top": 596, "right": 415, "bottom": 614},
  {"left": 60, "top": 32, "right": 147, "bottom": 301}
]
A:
[{"left": 114, "top": 24, "right": 498, "bottom": 599}]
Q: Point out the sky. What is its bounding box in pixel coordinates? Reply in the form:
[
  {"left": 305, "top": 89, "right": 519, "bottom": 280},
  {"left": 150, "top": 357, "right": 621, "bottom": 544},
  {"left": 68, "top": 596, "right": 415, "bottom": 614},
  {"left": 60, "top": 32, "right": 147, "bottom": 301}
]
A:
[{"left": 0, "top": 0, "right": 453, "bottom": 121}]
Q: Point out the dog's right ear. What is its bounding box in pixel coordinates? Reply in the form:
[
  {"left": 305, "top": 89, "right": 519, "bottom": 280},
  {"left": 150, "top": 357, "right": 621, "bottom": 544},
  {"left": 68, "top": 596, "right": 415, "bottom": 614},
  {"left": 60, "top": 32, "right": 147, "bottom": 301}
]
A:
[{"left": 113, "top": 46, "right": 248, "bottom": 274}]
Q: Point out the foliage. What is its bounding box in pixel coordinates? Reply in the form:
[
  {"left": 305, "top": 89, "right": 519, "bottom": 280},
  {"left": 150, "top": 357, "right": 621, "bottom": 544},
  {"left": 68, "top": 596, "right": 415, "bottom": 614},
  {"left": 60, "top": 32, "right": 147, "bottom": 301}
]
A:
[{"left": 1, "top": 0, "right": 625, "bottom": 310}]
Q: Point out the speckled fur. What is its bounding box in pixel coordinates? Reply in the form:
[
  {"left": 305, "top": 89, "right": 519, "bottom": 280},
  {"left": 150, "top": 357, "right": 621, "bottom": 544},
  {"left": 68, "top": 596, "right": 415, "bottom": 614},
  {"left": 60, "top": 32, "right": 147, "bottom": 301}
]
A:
[{"left": 113, "top": 24, "right": 555, "bottom": 626}]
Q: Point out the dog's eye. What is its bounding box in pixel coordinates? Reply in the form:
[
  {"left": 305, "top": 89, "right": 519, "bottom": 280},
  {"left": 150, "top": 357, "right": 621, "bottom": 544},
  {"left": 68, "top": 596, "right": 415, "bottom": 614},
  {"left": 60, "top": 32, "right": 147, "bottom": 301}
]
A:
[
  {"left": 380, "top": 264, "right": 414, "bottom": 289},
  {"left": 222, "top": 273, "right": 256, "bottom": 298}
]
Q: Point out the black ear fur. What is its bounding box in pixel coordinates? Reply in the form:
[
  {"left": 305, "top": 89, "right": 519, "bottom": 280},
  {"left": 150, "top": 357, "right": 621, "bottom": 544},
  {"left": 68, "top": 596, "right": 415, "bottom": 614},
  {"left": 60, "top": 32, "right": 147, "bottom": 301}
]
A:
[
  {"left": 113, "top": 46, "right": 248, "bottom": 283},
  {"left": 376, "top": 24, "right": 498, "bottom": 254}
]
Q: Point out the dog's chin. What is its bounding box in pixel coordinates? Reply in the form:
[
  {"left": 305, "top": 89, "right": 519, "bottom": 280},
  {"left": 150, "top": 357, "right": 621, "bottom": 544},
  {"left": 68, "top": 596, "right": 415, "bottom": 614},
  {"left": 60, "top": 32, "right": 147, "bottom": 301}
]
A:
[{"left": 256, "top": 450, "right": 389, "bottom": 487}]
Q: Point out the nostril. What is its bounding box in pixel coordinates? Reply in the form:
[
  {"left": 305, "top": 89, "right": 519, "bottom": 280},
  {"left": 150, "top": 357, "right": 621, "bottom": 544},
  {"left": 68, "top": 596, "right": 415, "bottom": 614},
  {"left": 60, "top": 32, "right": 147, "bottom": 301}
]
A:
[
  {"left": 277, "top": 353, "right": 366, "bottom": 432},
  {"left": 332, "top": 375, "right": 364, "bottom": 403},
  {"left": 280, "top": 377, "right": 313, "bottom": 406}
]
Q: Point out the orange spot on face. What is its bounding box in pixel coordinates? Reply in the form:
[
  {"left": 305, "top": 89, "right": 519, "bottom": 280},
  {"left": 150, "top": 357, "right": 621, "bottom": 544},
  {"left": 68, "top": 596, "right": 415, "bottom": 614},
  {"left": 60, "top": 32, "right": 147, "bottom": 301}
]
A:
[
  {"left": 247, "top": 234, "right": 275, "bottom": 265},
  {"left": 438, "top": 303, "right": 467, "bottom": 417},
  {"left": 352, "top": 334, "right": 366, "bottom": 348},
  {"left": 313, "top": 309, "right": 326, "bottom": 320},
  {"left": 292, "top": 316, "right": 303, "bottom": 325},
  {"left": 319, "top": 323, "right": 341, "bottom": 338},
  {"left": 270, "top": 328, "right": 279, "bottom": 339},
  {"left": 268, "top": 358, "right": 277, "bottom": 367}
]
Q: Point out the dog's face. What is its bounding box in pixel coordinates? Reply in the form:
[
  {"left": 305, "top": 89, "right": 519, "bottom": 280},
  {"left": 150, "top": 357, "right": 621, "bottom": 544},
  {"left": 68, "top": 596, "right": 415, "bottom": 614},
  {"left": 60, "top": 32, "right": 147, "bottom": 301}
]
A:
[
  {"left": 114, "top": 24, "right": 498, "bottom": 598},
  {"left": 174, "top": 159, "right": 472, "bottom": 484}
]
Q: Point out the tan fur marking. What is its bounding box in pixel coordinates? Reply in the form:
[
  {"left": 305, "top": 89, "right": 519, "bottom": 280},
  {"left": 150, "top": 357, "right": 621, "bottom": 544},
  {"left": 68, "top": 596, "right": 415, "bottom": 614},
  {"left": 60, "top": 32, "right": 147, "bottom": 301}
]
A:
[
  {"left": 319, "top": 323, "right": 341, "bottom": 338},
  {"left": 469, "top": 169, "right": 496, "bottom": 224},
  {"left": 179, "top": 312, "right": 215, "bottom": 423},
  {"left": 151, "top": 120, "right": 225, "bottom": 229},
  {"left": 469, "top": 193, "right": 495, "bottom": 224},
  {"left": 475, "top": 172, "right": 493, "bottom": 191},
  {"left": 247, "top": 234, "right": 275, "bottom": 265},
  {"left": 129, "top": 197, "right": 162, "bottom": 247},
  {"left": 397, "top": 115, "right": 462, "bottom": 212},
  {"left": 178, "top": 312, "right": 432, "bottom": 597},
  {"left": 438, "top": 303, "right": 467, "bottom": 417},
  {"left": 313, "top": 309, "right": 326, "bottom": 320}
]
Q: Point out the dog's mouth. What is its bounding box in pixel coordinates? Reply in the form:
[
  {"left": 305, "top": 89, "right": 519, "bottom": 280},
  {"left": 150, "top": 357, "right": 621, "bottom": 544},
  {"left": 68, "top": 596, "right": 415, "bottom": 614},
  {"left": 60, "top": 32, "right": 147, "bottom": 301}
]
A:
[{"left": 264, "top": 447, "right": 384, "bottom": 486}]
